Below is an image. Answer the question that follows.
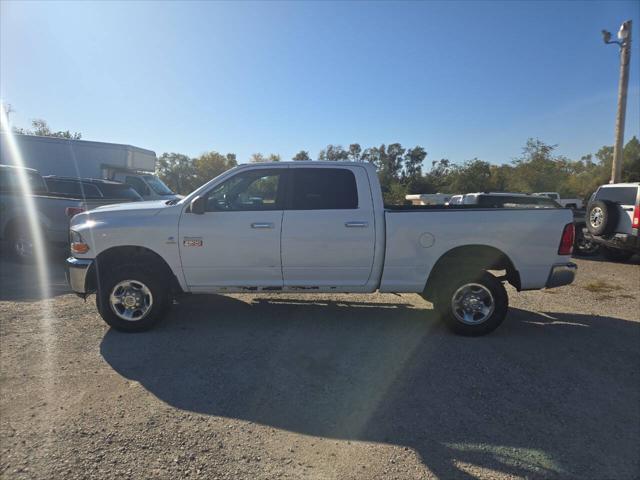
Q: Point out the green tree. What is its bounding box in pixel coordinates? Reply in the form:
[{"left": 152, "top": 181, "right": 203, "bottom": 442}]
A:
[
  {"left": 449, "top": 158, "right": 492, "bottom": 193},
  {"left": 13, "top": 118, "right": 82, "bottom": 139},
  {"left": 348, "top": 143, "right": 362, "bottom": 162},
  {"left": 250, "top": 153, "right": 280, "bottom": 163},
  {"left": 318, "top": 145, "right": 349, "bottom": 161},
  {"left": 292, "top": 150, "right": 311, "bottom": 161},
  {"left": 193, "top": 151, "right": 237, "bottom": 187},
  {"left": 622, "top": 136, "right": 640, "bottom": 182},
  {"left": 403, "top": 146, "right": 427, "bottom": 181},
  {"left": 156, "top": 152, "right": 198, "bottom": 195},
  {"left": 508, "top": 138, "right": 571, "bottom": 193}
]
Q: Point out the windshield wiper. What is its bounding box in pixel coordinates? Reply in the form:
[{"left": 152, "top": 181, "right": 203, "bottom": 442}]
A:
[{"left": 165, "top": 198, "right": 180, "bottom": 205}]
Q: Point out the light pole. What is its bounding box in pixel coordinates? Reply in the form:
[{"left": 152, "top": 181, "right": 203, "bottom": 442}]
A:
[{"left": 602, "top": 20, "right": 632, "bottom": 184}]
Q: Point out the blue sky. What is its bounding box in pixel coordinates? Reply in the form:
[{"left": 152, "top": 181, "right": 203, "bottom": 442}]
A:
[{"left": 1, "top": 0, "right": 638, "bottom": 165}]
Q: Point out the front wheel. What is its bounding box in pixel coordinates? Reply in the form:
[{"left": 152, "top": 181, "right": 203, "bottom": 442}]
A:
[
  {"left": 433, "top": 272, "right": 508, "bottom": 336},
  {"left": 96, "top": 266, "right": 169, "bottom": 332}
]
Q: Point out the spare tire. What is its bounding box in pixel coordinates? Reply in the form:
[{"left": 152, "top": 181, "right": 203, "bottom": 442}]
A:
[{"left": 587, "top": 200, "right": 618, "bottom": 236}]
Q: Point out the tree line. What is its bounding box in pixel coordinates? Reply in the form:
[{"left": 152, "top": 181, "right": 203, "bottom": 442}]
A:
[
  {"left": 5, "top": 117, "right": 639, "bottom": 204},
  {"left": 157, "top": 137, "right": 640, "bottom": 204}
]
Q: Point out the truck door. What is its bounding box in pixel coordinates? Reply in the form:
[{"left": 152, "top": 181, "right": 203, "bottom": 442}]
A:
[
  {"left": 281, "top": 166, "right": 375, "bottom": 287},
  {"left": 179, "top": 168, "right": 287, "bottom": 289}
]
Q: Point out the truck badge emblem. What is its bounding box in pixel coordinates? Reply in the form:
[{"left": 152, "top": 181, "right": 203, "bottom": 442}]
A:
[{"left": 183, "top": 238, "right": 203, "bottom": 247}]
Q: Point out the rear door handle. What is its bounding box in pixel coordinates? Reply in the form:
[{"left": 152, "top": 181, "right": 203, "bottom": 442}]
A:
[
  {"left": 251, "top": 222, "right": 274, "bottom": 229},
  {"left": 345, "top": 221, "right": 369, "bottom": 228}
]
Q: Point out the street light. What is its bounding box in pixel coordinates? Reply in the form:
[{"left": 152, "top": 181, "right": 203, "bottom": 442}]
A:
[{"left": 602, "top": 20, "right": 632, "bottom": 184}]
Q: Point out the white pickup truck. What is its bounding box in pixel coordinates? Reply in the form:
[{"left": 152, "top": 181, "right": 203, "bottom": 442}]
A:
[{"left": 66, "top": 162, "right": 576, "bottom": 336}]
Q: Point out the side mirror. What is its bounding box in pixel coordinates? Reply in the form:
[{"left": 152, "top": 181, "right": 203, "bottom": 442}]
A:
[{"left": 190, "top": 196, "right": 206, "bottom": 214}]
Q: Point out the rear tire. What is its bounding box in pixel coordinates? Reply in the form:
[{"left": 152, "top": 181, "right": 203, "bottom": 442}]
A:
[
  {"left": 6, "top": 223, "right": 39, "bottom": 264},
  {"left": 601, "top": 247, "right": 634, "bottom": 263},
  {"left": 96, "top": 265, "right": 168, "bottom": 332},
  {"left": 433, "top": 271, "right": 508, "bottom": 336},
  {"left": 587, "top": 200, "right": 618, "bottom": 236}
]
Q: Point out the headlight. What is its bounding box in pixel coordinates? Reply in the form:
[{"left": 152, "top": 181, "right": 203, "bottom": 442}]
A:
[{"left": 69, "top": 230, "right": 90, "bottom": 254}]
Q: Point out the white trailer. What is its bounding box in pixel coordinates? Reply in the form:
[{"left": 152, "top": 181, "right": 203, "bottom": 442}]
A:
[
  {"left": 405, "top": 193, "right": 452, "bottom": 206},
  {"left": 0, "top": 133, "right": 178, "bottom": 201}
]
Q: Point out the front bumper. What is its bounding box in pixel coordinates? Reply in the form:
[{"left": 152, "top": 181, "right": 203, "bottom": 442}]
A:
[
  {"left": 65, "top": 257, "right": 93, "bottom": 294},
  {"left": 545, "top": 262, "right": 577, "bottom": 288}
]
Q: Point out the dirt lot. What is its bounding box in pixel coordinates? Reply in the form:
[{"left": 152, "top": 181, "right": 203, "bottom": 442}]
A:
[{"left": 1, "top": 254, "right": 639, "bottom": 480}]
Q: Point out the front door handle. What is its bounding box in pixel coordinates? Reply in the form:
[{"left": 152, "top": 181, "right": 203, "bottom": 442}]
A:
[
  {"left": 345, "top": 221, "right": 369, "bottom": 228},
  {"left": 251, "top": 222, "right": 274, "bottom": 229}
]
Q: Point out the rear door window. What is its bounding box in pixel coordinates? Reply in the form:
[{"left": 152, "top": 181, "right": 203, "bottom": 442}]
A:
[
  {"left": 290, "top": 168, "right": 358, "bottom": 210},
  {"left": 595, "top": 187, "right": 638, "bottom": 205}
]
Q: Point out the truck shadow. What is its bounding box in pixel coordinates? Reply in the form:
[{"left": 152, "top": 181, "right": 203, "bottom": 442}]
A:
[{"left": 100, "top": 296, "right": 640, "bottom": 479}]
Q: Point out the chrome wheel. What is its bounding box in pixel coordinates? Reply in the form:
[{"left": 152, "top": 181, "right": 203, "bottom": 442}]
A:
[
  {"left": 589, "top": 207, "right": 604, "bottom": 229},
  {"left": 451, "top": 283, "right": 495, "bottom": 325},
  {"left": 109, "top": 280, "right": 154, "bottom": 321},
  {"left": 13, "top": 235, "right": 34, "bottom": 259}
]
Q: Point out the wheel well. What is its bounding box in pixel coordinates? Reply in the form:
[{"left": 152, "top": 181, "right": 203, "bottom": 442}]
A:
[
  {"left": 86, "top": 246, "right": 182, "bottom": 294},
  {"left": 422, "top": 245, "right": 520, "bottom": 301}
]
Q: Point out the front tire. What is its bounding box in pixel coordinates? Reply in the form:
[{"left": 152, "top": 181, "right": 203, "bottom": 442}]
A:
[
  {"left": 434, "top": 271, "right": 508, "bottom": 336},
  {"left": 96, "top": 265, "right": 168, "bottom": 332}
]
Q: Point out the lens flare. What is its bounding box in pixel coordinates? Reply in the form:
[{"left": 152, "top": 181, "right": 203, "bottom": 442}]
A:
[{"left": 1, "top": 103, "right": 56, "bottom": 452}]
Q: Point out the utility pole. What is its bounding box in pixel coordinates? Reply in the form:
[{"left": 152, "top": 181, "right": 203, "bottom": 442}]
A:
[{"left": 602, "top": 20, "right": 632, "bottom": 184}]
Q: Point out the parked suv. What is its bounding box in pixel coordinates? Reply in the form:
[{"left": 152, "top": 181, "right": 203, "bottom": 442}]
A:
[
  {"left": 586, "top": 183, "right": 640, "bottom": 262},
  {"left": 43, "top": 176, "right": 143, "bottom": 202}
]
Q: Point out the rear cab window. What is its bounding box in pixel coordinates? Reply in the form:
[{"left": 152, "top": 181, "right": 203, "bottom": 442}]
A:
[
  {"left": 289, "top": 168, "right": 358, "bottom": 210},
  {"left": 595, "top": 186, "right": 638, "bottom": 206}
]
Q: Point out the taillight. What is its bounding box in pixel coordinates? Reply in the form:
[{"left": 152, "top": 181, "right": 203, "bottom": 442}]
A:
[
  {"left": 633, "top": 205, "right": 640, "bottom": 230},
  {"left": 558, "top": 223, "right": 575, "bottom": 255},
  {"left": 66, "top": 207, "right": 85, "bottom": 217}
]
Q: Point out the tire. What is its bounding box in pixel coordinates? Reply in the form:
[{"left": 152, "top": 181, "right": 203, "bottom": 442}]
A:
[
  {"left": 6, "top": 223, "right": 38, "bottom": 264},
  {"left": 96, "top": 265, "right": 169, "bottom": 332},
  {"left": 433, "top": 271, "right": 508, "bottom": 336},
  {"left": 601, "top": 246, "right": 634, "bottom": 263},
  {"left": 573, "top": 226, "right": 600, "bottom": 257},
  {"left": 587, "top": 200, "right": 618, "bottom": 236}
]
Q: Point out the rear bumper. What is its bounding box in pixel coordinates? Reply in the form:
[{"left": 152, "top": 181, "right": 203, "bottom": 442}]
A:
[
  {"left": 545, "top": 262, "right": 577, "bottom": 289},
  {"left": 587, "top": 232, "right": 639, "bottom": 252},
  {"left": 65, "top": 257, "right": 93, "bottom": 294}
]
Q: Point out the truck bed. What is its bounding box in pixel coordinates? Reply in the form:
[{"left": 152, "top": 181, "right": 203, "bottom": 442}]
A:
[{"left": 380, "top": 207, "right": 573, "bottom": 292}]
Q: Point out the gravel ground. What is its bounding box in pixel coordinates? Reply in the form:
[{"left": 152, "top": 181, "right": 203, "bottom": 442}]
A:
[{"left": 1, "top": 254, "right": 639, "bottom": 480}]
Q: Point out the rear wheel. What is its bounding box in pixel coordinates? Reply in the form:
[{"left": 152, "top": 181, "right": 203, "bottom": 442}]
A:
[
  {"left": 7, "top": 223, "right": 38, "bottom": 263},
  {"left": 601, "top": 246, "right": 634, "bottom": 263},
  {"left": 433, "top": 271, "right": 508, "bottom": 336},
  {"left": 96, "top": 265, "right": 169, "bottom": 332}
]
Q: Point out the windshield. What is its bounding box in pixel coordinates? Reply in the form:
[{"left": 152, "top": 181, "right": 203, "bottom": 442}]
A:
[{"left": 143, "top": 175, "right": 175, "bottom": 195}]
